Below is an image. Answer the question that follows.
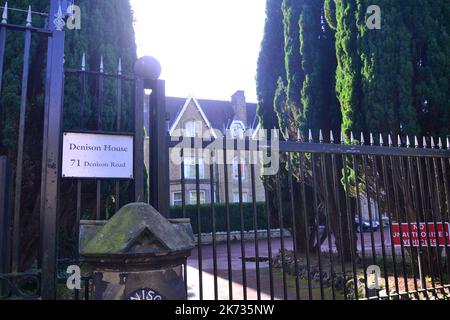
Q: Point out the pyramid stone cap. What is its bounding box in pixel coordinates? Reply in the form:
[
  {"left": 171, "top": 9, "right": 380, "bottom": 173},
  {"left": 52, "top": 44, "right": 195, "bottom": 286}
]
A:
[{"left": 82, "top": 203, "right": 194, "bottom": 256}]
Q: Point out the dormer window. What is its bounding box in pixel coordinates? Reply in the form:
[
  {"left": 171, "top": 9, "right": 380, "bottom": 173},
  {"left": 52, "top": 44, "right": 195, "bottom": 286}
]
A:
[{"left": 230, "top": 121, "right": 245, "bottom": 139}]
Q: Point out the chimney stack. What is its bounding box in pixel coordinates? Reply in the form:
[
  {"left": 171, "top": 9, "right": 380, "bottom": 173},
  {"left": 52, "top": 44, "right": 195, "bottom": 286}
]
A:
[{"left": 231, "top": 90, "right": 247, "bottom": 126}]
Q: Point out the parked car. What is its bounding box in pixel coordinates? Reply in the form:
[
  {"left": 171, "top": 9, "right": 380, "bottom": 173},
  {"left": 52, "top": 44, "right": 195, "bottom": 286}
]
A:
[{"left": 355, "top": 216, "right": 380, "bottom": 232}]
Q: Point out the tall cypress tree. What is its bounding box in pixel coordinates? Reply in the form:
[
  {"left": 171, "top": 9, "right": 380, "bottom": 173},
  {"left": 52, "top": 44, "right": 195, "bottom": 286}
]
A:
[
  {"left": 256, "top": 0, "right": 285, "bottom": 133},
  {"left": 332, "top": 0, "right": 450, "bottom": 139},
  {"left": 300, "top": 0, "right": 340, "bottom": 134},
  {"left": 413, "top": 0, "right": 450, "bottom": 138},
  {"left": 258, "top": 0, "right": 450, "bottom": 272},
  {"left": 257, "top": 0, "right": 344, "bottom": 256},
  {"left": 278, "top": 0, "right": 303, "bottom": 132},
  {"left": 330, "top": 0, "right": 450, "bottom": 275},
  {"left": 358, "top": 0, "right": 418, "bottom": 136},
  {"left": 334, "top": 0, "right": 364, "bottom": 139}
]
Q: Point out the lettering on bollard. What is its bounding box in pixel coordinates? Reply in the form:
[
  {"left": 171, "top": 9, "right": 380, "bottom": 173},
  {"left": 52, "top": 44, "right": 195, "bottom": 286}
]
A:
[{"left": 127, "top": 288, "right": 164, "bottom": 300}]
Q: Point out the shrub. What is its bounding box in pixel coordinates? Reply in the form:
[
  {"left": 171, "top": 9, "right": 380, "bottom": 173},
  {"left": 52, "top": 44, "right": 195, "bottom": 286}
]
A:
[{"left": 170, "top": 202, "right": 277, "bottom": 234}]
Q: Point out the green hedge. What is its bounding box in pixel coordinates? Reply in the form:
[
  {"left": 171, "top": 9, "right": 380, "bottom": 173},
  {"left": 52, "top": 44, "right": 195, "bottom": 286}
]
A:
[{"left": 170, "top": 202, "right": 277, "bottom": 234}]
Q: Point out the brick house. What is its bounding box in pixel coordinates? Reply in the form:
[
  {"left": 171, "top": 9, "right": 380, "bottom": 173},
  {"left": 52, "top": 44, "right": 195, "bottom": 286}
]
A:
[{"left": 144, "top": 90, "right": 266, "bottom": 206}]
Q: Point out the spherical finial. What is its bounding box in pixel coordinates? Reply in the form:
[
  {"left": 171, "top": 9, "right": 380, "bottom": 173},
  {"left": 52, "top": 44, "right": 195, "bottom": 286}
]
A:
[{"left": 134, "top": 56, "right": 161, "bottom": 80}]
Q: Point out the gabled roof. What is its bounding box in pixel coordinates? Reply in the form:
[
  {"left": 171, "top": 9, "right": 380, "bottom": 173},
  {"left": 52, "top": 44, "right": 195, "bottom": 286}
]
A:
[
  {"left": 168, "top": 96, "right": 218, "bottom": 138},
  {"left": 165, "top": 96, "right": 258, "bottom": 135}
]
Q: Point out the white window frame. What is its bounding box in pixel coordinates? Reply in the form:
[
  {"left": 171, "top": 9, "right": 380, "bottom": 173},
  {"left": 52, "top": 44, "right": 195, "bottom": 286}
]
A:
[
  {"left": 172, "top": 192, "right": 183, "bottom": 206},
  {"left": 190, "top": 190, "right": 206, "bottom": 205},
  {"left": 184, "top": 156, "right": 205, "bottom": 179}
]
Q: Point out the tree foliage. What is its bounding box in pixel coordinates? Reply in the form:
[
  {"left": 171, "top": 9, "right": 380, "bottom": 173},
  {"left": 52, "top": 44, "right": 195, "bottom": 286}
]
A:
[
  {"left": 256, "top": 0, "right": 285, "bottom": 132},
  {"left": 256, "top": 0, "right": 343, "bottom": 256},
  {"left": 332, "top": 0, "right": 450, "bottom": 139},
  {"left": 257, "top": 0, "right": 450, "bottom": 269}
]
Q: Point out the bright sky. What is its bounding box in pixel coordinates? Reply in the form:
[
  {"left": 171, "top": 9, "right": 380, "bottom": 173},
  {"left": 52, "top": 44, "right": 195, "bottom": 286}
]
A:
[{"left": 130, "top": 0, "right": 266, "bottom": 103}]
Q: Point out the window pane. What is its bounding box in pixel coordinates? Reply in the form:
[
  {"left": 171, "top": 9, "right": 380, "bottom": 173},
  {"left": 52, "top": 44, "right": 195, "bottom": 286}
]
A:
[
  {"left": 184, "top": 157, "right": 204, "bottom": 179},
  {"left": 185, "top": 121, "right": 196, "bottom": 137},
  {"left": 198, "top": 160, "right": 205, "bottom": 178},
  {"left": 173, "top": 192, "right": 182, "bottom": 206},
  {"left": 230, "top": 122, "right": 244, "bottom": 139},
  {"left": 185, "top": 164, "right": 195, "bottom": 179},
  {"left": 200, "top": 192, "right": 205, "bottom": 204},
  {"left": 190, "top": 191, "right": 206, "bottom": 205}
]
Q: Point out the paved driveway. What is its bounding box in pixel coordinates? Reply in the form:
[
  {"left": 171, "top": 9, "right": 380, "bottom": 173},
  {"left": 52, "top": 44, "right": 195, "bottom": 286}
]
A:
[{"left": 186, "top": 229, "right": 397, "bottom": 300}]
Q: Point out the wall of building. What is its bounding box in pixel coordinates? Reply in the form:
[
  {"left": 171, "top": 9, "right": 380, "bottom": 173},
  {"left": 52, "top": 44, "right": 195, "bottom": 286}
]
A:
[{"left": 145, "top": 95, "right": 266, "bottom": 206}]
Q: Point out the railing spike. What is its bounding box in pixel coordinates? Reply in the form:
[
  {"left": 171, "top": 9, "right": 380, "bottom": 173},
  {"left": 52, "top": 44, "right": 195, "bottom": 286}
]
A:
[
  {"left": 118, "top": 58, "right": 122, "bottom": 75},
  {"left": 423, "top": 136, "right": 427, "bottom": 148},
  {"left": 370, "top": 133, "right": 374, "bottom": 146},
  {"left": 100, "top": 56, "right": 104, "bottom": 73},
  {"left": 53, "top": 4, "right": 65, "bottom": 31},
  {"left": 379, "top": 134, "right": 384, "bottom": 146},
  {"left": 431, "top": 136, "right": 435, "bottom": 148},
  {"left": 297, "top": 128, "right": 301, "bottom": 141},
  {"left": 340, "top": 131, "right": 345, "bottom": 144},
  {"left": 447, "top": 137, "right": 450, "bottom": 150},
  {"left": 2, "top": 2, "right": 8, "bottom": 24},
  {"left": 406, "top": 136, "right": 411, "bottom": 148},
  {"left": 388, "top": 134, "right": 393, "bottom": 147},
  {"left": 319, "top": 129, "right": 324, "bottom": 143},
  {"left": 397, "top": 135, "right": 402, "bottom": 147},
  {"left": 360, "top": 132, "right": 365, "bottom": 145},
  {"left": 26, "top": 5, "right": 32, "bottom": 27},
  {"left": 309, "top": 129, "right": 313, "bottom": 143},
  {"left": 330, "top": 130, "right": 335, "bottom": 144},
  {"left": 415, "top": 136, "right": 419, "bottom": 148},
  {"left": 81, "top": 53, "right": 86, "bottom": 71},
  {"left": 285, "top": 128, "right": 289, "bottom": 141},
  {"left": 350, "top": 132, "right": 355, "bottom": 144},
  {"left": 438, "top": 137, "right": 443, "bottom": 149}
]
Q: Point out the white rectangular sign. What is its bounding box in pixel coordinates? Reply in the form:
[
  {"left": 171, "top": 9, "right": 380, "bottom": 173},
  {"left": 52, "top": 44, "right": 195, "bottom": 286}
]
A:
[{"left": 62, "top": 132, "right": 134, "bottom": 179}]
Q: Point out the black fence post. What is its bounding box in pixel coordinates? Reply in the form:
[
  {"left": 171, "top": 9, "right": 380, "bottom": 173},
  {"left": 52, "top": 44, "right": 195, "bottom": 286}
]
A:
[
  {"left": 40, "top": 17, "right": 65, "bottom": 299},
  {"left": 134, "top": 78, "right": 145, "bottom": 202},
  {"left": 146, "top": 79, "right": 170, "bottom": 217},
  {"left": 0, "top": 156, "right": 11, "bottom": 276}
]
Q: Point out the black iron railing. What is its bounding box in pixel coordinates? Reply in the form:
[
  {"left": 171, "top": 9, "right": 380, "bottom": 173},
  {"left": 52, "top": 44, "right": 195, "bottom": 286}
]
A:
[{"left": 170, "top": 132, "right": 450, "bottom": 300}]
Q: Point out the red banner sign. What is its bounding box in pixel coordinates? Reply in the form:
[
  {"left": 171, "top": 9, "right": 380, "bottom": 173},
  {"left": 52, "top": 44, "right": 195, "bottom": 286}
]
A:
[{"left": 392, "top": 223, "right": 450, "bottom": 247}]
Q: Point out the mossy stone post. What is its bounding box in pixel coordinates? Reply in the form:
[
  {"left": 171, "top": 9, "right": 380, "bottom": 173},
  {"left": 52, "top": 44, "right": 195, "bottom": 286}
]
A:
[{"left": 81, "top": 203, "right": 194, "bottom": 300}]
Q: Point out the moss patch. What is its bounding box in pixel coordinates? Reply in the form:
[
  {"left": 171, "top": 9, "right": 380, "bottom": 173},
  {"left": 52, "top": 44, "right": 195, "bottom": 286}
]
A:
[{"left": 82, "top": 203, "right": 194, "bottom": 255}]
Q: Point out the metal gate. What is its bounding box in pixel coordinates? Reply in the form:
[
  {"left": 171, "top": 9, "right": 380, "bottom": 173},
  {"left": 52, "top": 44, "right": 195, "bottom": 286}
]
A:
[
  {"left": 0, "top": 0, "right": 171, "bottom": 299},
  {"left": 0, "top": 1, "right": 66, "bottom": 299}
]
